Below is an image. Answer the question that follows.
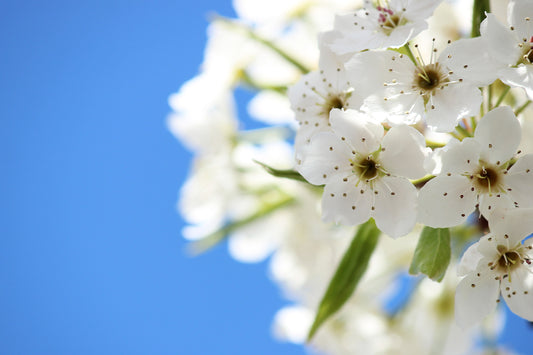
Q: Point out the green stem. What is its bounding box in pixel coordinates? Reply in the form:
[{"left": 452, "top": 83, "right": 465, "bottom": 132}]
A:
[
  {"left": 487, "top": 84, "right": 493, "bottom": 111},
  {"left": 402, "top": 43, "right": 417, "bottom": 65},
  {"left": 515, "top": 100, "right": 532, "bottom": 116},
  {"left": 215, "top": 16, "right": 311, "bottom": 74},
  {"left": 494, "top": 86, "right": 511, "bottom": 108},
  {"left": 455, "top": 124, "right": 472, "bottom": 138},
  {"left": 471, "top": 0, "right": 490, "bottom": 38},
  {"left": 188, "top": 196, "right": 295, "bottom": 254},
  {"left": 240, "top": 70, "right": 287, "bottom": 93}
]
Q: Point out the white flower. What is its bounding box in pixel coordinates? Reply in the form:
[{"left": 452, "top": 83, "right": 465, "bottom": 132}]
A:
[
  {"left": 345, "top": 46, "right": 482, "bottom": 132},
  {"left": 288, "top": 39, "right": 363, "bottom": 149},
  {"left": 328, "top": 0, "right": 442, "bottom": 55},
  {"left": 418, "top": 106, "right": 533, "bottom": 228},
  {"left": 296, "top": 109, "right": 427, "bottom": 238},
  {"left": 455, "top": 208, "right": 533, "bottom": 328},
  {"left": 447, "top": 0, "right": 533, "bottom": 98}
]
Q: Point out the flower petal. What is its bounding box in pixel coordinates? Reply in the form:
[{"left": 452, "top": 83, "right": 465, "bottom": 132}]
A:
[
  {"left": 501, "top": 266, "right": 533, "bottom": 321},
  {"left": 418, "top": 175, "right": 477, "bottom": 228},
  {"left": 475, "top": 106, "right": 521, "bottom": 165},
  {"left": 481, "top": 14, "right": 522, "bottom": 65},
  {"left": 487, "top": 208, "right": 533, "bottom": 246},
  {"left": 373, "top": 176, "right": 418, "bottom": 238},
  {"left": 499, "top": 65, "right": 533, "bottom": 99},
  {"left": 457, "top": 242, "right": 483, "bottom": 276},
  {"left": 297, "top": 132, "right": 352, "bottom": 185},
  {"left": 380, "top": 125, "right": 427, "bottom": 179},
  {"left": 442, "top": 37, "right": 502, "bottom": 86},
  {"left": 426, "top": 84, "right": 482, "bottom": 133},
  {"left": 329, "top": 109, "right": 384, "bottom": 154},
  {"left": 455, "top": 272, "right": 500, "bottom": 328},
  {"left": 441, "top": 138, "right": 481, "bottom": 175},
  {"left": 321, "top": 175, "right": 372, "bottom": 225},
  {"left": 506, "top": 154, "right": 533, "bottom": 209},
  {"left": 508, "top": 0, "right": 533, "bottom": 43}
]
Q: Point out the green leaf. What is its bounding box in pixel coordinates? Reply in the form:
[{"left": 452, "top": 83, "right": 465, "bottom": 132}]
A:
[
  {"left": 254, "top": 160, "right": 310, "bottom": 183},
  {"left": 409, "top": 227, "right": 451, "bottom": 282},
  {"left": 307, "top": 219, "right": 380, "bottom": 341}
]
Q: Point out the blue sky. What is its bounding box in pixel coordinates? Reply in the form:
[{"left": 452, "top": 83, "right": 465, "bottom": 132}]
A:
[{"left": 0, "top": 1, "right": 531, "bottom": 354}]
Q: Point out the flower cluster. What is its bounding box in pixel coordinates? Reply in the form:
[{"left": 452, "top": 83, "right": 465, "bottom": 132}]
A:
[{"left": 170, "top": 0, "right": 533, "bottom": 354}]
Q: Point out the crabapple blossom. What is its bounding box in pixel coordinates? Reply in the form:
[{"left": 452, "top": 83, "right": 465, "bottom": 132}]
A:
[
  {"left": 296, "top": 108, "right": 428, "bottom": 238},
  {"left": 327, "top": 0, "right": 443, "bottom": 55},
  {"left": 455, "top": 208, "right": 533, "bottom": 328},
  {"left": 345, "top": 44, "right": 482, "bottom": 132}
]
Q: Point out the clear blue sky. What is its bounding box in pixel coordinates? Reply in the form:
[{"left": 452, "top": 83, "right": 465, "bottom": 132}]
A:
[{"left": 0, "top": 1, "right": 530, "bottom": 354}]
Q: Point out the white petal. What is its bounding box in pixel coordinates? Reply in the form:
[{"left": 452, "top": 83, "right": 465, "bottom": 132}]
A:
[
  {"left": 418, "top": 175, "right": 477, "bottom": 228},
  {"left": 329, "top": 109, "right": 384, "bottom": 154},
  {"left": 488, "top": 207, "right": 533, "bottom": 246},
  {"left": 426, "top": 84, "right": 482, "bottom": 133},
  {"left": 297, "top": 132, "right": 352, "bottom": 185},
  {"left": 501, "top": 266, "right": 533, "bottom": 321},
  {"left": 481, "top": 14, "right": 522, "bottom": 65},
  {"left": 441, "top": 138, "right": 481, "bottom": 175},
  {"left": 455, "top": 272, "right": 500, "bottom": 328},
  {"left": 475, "top": 106, "right": 521, "bottom": 165},
  {"left": 345, "top": 50, "right": 412, "bottom": 103},
  {"left": 506, "top": 154, "right": 533, "bottom": 208},
  {"left": 508, "top": 0, "right": 533, "bottom": 43},
  {"left": 457, "top": 242, "right": 483, "bottom": 276},
  {"left": 373, "top": 176, "right": 418, "bottom": 238},
  {"left": 400, "top": 0, "right": 442, "bottom": 19},
  {"left": 441, "top": 37, "right": 502, "bottom": 86},
  {"left": 380, "top": 125, "right": 427, "bottom": 179},
  {"left": 478, "top": 192, "right": 515, "bottom": 219},
  {"left": 322, "top": 176, "right": 372, "bottom": 225},
  {"left": 499, "top": 65, "right": 533, "bottom": 100}
]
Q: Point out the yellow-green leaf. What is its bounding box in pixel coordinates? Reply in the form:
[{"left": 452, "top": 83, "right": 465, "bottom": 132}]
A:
[{"left": 409, "top": 227, "right": 451, "bottom": 282}]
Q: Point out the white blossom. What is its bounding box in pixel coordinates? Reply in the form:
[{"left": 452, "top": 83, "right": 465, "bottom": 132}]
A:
[
  {"left": 455, "top": 208, "right": 533, "bottom": 328},
  {"left": 297, "top": 108, "right": 427, "bottom": 238},
  {"left": 446, "top": 0, "right": 533, "bottom": 98},
  {"left": 345, "top": 44, "right": 482, "bottom": 132},
  {"left": 327, "top": 0, "right": 443, "bottom": 55},
  {"left": 418, "top": 106, "right": 533, "bottom": 228}
]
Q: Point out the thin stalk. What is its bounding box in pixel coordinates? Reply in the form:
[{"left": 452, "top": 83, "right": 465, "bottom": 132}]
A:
[
  {"left": 515, "top": 100, "right": 532, "bottom": 116},
  {"left": 494, "top": 86, "right": 511, "bottom": 108},
  {"left": 402, "top": 43, "right": 417, "bottom": 65},
  {"left": 471, "top": 0, "right": 490, "bottom": 38},
  {"left": 188, "top": 196, "right": 295, "bottom": 254}
]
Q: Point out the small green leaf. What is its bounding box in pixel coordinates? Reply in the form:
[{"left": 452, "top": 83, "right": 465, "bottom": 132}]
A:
[
  {"left": 409, "top": 227, "right": 451, "bottom": 282},
  {"left": 307, "top": 219, "right": 380, "bottom": 341},
  {"left": 254, "top": 160, "right": 310, "bottom": 183}
]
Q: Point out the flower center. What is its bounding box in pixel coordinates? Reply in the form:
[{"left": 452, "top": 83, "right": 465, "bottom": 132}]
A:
[
  {"left": 414, "top": 64, "right": 447, "bottom": 93},
  {"left": 472, "top": 164, "right": 503, "bottom": 194},
  {"left": 356, "top": 156, "right": 380, "bottom": 180},
  {"left": 377, "top": 7, "right": 405, "bottom": 35},
  {"left": 320, "top": 91, "right": 352, "bottom": 118},
  {"left": 496, "top": 245, "right": 523, "bottom": 273}
]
